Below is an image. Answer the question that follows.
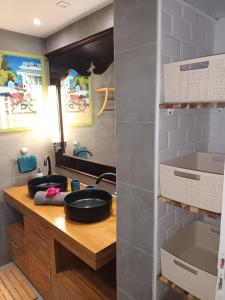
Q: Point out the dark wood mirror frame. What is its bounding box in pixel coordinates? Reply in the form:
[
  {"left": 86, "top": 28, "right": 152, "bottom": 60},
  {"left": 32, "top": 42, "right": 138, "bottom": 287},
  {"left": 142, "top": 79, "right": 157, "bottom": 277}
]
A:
[{"left": 45, "top": 28, "right": 116, "bottom": 180}]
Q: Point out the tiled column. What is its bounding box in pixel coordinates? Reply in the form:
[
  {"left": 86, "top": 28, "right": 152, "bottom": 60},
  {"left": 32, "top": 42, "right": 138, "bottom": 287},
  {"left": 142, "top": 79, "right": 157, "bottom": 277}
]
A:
[{"left": 114, "top": 0, "right": 157, "bottom": 299}]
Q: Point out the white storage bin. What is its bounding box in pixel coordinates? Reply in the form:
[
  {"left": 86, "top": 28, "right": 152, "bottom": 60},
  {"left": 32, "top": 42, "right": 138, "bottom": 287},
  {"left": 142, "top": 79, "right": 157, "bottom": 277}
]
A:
[
  {"left": 161, "top": 221, "right": 219, "bottom": 300},
  {"left": 164, "top": 54, "right": 225, "bottom": 102},
  {"left": 160, "top": 152, "right": 224, "bottom": 213}
]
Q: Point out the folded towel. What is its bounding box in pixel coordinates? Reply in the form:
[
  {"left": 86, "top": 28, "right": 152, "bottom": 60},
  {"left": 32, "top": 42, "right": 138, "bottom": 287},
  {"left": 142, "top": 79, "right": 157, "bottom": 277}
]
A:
[
  {"left": 17, "top": 155, "right": 37, "bottom": 174},
  {"left": 34, "top": 191, "right": 70, "bottom": 206}
]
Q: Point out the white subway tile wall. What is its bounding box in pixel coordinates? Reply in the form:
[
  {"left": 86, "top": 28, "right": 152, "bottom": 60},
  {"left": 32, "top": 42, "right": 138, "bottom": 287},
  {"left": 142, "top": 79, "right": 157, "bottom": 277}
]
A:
[
  {"left": 157, "top": 0, "right": 216, "bottom": 297},
  {"left": 159, "top": 109, "right": 210, "bottom": 161},
  {"left": 208, "top": 109, "right": 225, "bottom": 154}
]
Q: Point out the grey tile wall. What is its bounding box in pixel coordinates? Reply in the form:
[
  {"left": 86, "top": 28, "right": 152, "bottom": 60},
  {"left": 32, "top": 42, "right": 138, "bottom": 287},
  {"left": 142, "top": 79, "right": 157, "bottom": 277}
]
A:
[
  {"left": 208, "top": 109, "right": 225, "bottom": 154},
  {"left": 117, "top": 183, "right": 154, "bottom": 254},
  {"left": 114, "top": 0, "right": 157, "bottom": 299},
  {"left": 117, "top": 239, "right": 153, "bottom": 300},
  {"left": 116, "top": 44, "right": 156, "bottom": 123},
  {"left": 0, "top": 30, "right": 54, "bottom": 266},
  {"left": 117, "top": 288, "right": 134, "bottom": 300},
  {"left": 117, "top": 122, "right": 155, "bottom": 191},
  {"left": 114, "top": 0, "right": 157, "bottom": 53},
  {"left": 0, "top": 29, "right": 45, "bottom": 55},
  {"left": 45, "top": 5, "right": 113, "bottom": 53}
]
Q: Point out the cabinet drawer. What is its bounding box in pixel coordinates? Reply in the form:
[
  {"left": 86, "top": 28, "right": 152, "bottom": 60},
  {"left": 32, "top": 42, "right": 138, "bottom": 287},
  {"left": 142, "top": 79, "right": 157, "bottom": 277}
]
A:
[
  {"left": 7, "top": 223, "right": 29, "bottom": 276},
  {"left": 27, "top": 229, "right": 50, "bottom": 267},
  {"left": 28, "top": 253, "right": 53, "bottom": 300},
  {"left": 24, "top": 215, "right": 50, "bottom": 241}
]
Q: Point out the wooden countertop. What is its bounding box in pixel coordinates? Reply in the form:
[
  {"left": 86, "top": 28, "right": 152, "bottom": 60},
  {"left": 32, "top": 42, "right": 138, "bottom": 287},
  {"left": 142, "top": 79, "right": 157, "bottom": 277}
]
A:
[{"left": 4, "top": 184, "right": 116, "bottom": 270}]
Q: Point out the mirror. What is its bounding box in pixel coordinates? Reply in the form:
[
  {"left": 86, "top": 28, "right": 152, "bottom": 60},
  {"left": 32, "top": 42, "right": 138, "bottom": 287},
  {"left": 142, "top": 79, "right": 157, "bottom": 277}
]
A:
[
  {"left": 46, "top": 28, "right": 116, "bottom": 177},
  {"left": 61, "top": 63, "right": 115, "bottom": 167}
]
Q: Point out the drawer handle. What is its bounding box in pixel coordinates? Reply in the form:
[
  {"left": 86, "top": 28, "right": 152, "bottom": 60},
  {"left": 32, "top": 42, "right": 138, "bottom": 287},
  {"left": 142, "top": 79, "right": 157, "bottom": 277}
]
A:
[
  {"left": 174, "top": 259, "right": 198, "bottom": 275},
  {"left": 180, "top": 61, "right": 209, "bottom": 71},
  {"left": 11, "top": 241, "right": 19, "bottom": 249},
  {"left": 174, "top": 171, "right": 200, "bottom": 181},
  {"left": 213, "top": 155, "right": 225, "bottom": 162}
]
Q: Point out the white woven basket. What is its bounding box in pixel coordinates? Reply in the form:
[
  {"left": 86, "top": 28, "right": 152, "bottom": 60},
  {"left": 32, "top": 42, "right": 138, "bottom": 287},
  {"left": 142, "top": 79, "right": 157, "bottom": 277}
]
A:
[
  {"left": 160, "top": 152, "right": 224, "bottom": 213},
  {"left": 164, "top": 54, "right": 225, "bottom": 102},
  {"left": 161, "top": 221, "right": 219, "bottom": 300}
]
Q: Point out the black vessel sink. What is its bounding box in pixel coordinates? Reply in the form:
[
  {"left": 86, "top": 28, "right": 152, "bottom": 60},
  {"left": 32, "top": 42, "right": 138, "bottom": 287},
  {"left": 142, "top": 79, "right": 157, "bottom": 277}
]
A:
[
  {"left": 64, "top": 189, "right": 112, "bottom": 223},
  {"left": 28, "top": 175, "right": 68, "bottom": 198}
]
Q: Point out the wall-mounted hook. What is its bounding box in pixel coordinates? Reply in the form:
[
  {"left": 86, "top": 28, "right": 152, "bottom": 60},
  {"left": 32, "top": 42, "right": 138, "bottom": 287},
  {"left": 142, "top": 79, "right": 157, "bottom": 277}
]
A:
[
  {"left": 167, "top": 109, "right": 175, "bottom": 116},
  {"left": 20, "top": 147, "right": 28, "bottom": 156}
]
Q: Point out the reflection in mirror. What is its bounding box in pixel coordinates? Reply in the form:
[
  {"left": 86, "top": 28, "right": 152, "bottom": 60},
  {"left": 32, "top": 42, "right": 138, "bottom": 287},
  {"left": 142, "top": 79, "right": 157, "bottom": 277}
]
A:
[{"left": 60, "top": 63, "right": 115, "bottom": 167}]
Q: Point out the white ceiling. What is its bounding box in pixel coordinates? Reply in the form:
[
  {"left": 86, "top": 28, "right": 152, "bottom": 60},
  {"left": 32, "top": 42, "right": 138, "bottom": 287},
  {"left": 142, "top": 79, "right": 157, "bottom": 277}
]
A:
[
  {"left": 185, "top": 0, "right": 225, "bottom": 20},
  {"left": 0, "top": 0, "right": 112, "bottom": 38}
]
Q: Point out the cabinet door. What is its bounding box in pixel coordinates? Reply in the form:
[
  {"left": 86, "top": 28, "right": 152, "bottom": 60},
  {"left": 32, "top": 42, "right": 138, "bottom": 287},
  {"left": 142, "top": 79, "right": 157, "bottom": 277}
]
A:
[
  {"left": 27, "top": 229, "right": 50, "bottom": 266},
  {"left": 28, "top": 253, "right": 53, "bottom": 300},
  {"left": 25, "top": 215, "right": 54, "bottom": 299},
  {"left": 7, "top": 223, "right": 29, "bottom": 276}
]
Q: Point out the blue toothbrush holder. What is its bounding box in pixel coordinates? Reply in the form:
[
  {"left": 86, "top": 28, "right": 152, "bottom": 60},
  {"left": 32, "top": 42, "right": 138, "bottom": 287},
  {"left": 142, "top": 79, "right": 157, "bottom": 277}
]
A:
[
  {"left": 85, "top": 185, "right": 96, "bottom": 190},
  {"left": 71, "top": 179, "right": 80, "bottom": 192}
]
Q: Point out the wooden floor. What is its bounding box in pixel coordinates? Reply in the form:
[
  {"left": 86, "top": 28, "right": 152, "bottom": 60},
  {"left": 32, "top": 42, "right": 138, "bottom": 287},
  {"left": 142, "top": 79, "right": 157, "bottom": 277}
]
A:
[{"left": 0, "top": 266, "right": 37, "bottom": 300}]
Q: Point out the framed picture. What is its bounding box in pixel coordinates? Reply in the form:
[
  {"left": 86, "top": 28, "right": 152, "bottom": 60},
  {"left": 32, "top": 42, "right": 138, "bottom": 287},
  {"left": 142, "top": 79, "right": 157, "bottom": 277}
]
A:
[
  {"left": 60, "top": 69, "right": 92, "bottom": 127},
  {"left": 0, "top": 50, "right": 46, "bottom": 132}
]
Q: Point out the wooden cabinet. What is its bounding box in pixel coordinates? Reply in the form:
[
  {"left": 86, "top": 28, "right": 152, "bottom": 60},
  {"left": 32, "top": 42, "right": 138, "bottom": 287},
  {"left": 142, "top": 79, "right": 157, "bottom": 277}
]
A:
[
  {"left": 27, "top": 228, "right": 50, "bottom": 267},
  {"left": 8, "top": 216, "right": 116, "bottom": 300},
  {"left": 28, "top": 253, "right": 53, "bottom": 300},
  {"left": 25, "top": 216, "right": 53, "bottom": 300},
  {"left": 7, "top": 223, "right": 28, "bottom": 277},
  {"left": 8, "top": 217, "right": 53, "bottom": 300},
  {"left": 24, "top": 215, "right": 50, "bottom": 241},
  {"left": 5, "top": 185, "right": 116, "bottom": 300}
]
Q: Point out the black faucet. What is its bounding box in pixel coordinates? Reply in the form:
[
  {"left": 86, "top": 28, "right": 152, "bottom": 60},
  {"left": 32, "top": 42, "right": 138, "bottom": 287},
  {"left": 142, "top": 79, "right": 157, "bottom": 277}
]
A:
[
  {"left": 75, "top": 149, "right": 93, "bottom": 157},
  {"left": 44, "top": 155, "right": 52, "bottom": 176},
  {"left": 96, "top": 173, "right": 116, "bottom": 184}
]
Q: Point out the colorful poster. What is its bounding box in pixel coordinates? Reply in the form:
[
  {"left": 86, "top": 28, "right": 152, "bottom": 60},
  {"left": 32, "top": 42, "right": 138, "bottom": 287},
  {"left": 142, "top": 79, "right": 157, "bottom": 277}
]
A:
[
  {"left": 0, "top": 51, "right": 45, "bottom": 132},
  {"left": 61, "top": 69, "right": 92, "bottom": 126}
]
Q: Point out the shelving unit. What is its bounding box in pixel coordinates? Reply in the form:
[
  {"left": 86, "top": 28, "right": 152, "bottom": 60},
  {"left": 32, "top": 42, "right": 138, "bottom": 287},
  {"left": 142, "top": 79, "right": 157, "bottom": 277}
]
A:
[
  {"left": 158, "top": 275, "right": 199, "bottom": 300},
  {"left": 160, "top": 60, "right": 225, "bottom": 297},
  {"left": 158, "top": 2, "right": 225, "bottom": 299},
  {"left": 159, "top": 102, "right": 225, "bottom": 109},
  {"left": 97, "top": 87, "right": 115, "bottom": 116},
  {"left": 159, "top": 196, "right": 221, "bottom": 220}
]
